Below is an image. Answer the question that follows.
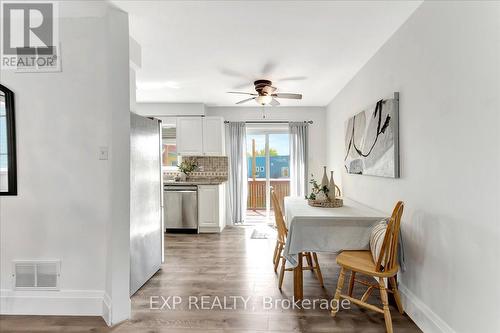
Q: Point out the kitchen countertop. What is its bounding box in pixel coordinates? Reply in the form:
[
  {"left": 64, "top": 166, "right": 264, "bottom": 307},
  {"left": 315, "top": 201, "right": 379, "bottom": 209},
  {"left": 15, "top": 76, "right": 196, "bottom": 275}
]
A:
[{"left": 164, "top": 179, "right": 227, "bottom": 186}]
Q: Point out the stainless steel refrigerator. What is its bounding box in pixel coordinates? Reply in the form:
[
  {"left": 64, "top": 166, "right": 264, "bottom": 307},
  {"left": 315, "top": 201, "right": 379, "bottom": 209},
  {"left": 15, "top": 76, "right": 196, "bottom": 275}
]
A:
[{"left": 130, "top": 113, "right": 163, "bottom": 295}]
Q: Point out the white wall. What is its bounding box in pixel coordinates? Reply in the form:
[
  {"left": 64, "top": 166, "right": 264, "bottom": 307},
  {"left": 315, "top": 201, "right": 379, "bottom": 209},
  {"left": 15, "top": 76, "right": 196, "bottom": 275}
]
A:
[
  {"left": 136, "top": 102, "right": 205, "bottom": 116},
  {"left": 0, "top": 1, "right": 131, "bottom": 325},
  {"left": 207, "top": 106, "right": 327, "bottom": 181},
  {"left": 325, "top": 2, "right": 500, "bottom": 332},
  {"left": 129, "top": 37, "right": 141, "bottom": 113}
]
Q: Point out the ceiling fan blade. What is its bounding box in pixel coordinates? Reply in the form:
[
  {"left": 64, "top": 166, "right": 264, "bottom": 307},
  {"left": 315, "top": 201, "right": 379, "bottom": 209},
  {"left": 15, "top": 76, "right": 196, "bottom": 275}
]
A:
[
  {"left": 277, "top": 76, "right": 308, "bottom": 82},
  {"left": 272, "top": 93, "right": 302, "bottom": 99},
  {"left": 227, "top": 91, "right": 257, "bottom": 96},
  {"left": 233, "top": 82, "right": 253, "bottom": 90},
  {"left": 220, "top": 68, "right": 249, "bottom": 79},
  {"left": 262, "top": 85, "right": 277, "bottom": 95},
  {"left": 236, "top": 97, "right": 256, "bottom": 105},
  {"left": 270, "top": 98, "right": 280, "bottom": 106},
  {"left": 261, "top": 61, "right": 277, "bottom": 75}
]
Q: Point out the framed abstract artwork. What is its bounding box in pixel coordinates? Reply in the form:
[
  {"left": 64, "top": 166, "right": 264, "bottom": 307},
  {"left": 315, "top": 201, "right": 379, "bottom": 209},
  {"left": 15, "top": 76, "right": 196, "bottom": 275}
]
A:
[{"left": 344, "top": 92, "right": 399, "bottom": 178}]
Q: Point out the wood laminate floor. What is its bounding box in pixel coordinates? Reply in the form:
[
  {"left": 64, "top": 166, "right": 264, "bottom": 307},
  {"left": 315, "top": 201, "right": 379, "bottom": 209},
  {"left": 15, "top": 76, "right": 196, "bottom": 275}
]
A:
[{"left": 0, "top": 226, "right": 422, "bottom": 332}]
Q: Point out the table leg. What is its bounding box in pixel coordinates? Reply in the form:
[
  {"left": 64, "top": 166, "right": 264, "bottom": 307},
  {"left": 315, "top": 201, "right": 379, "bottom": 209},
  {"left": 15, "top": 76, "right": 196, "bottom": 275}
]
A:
[{"left": 294, "top": 253, "right": 303, "bottom": 300}]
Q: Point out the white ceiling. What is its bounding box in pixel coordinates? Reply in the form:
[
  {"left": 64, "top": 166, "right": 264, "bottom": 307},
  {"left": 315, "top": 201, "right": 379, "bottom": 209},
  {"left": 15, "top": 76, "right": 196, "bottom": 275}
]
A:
[{"left": 113, "top": 1, "right": 422, "bottom": 106}]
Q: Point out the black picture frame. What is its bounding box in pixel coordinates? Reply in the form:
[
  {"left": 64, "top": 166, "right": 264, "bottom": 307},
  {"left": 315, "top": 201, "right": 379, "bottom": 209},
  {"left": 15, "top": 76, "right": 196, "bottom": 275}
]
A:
[{"left": 0, "top": 84, "right": 17, "bottom": 196}]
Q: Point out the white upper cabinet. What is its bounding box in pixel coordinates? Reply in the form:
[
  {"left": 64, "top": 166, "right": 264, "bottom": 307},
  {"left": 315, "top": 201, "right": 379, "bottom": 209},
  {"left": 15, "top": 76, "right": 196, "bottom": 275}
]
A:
[
  {"left": 176, "top": 117, "right": 203, "bottom": 155},
  {"left": 177, "top": 116, "right": 225, "bottom": 156},
  {"left": 202, "top": 117, "right": 225, "bottom": 156}
]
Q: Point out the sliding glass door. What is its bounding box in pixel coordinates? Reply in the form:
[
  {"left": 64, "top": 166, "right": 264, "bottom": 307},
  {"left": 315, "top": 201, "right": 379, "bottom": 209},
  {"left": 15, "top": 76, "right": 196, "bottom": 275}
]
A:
[{"left": 246, "top": 126, "right": 290, "bottom": 222}]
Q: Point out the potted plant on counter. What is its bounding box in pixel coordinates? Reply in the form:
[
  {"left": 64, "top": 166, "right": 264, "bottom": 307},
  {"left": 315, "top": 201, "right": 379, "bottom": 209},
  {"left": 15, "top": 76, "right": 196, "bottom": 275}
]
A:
[{"left": 177, "top": 158, "right": 198, "bottom": 181}]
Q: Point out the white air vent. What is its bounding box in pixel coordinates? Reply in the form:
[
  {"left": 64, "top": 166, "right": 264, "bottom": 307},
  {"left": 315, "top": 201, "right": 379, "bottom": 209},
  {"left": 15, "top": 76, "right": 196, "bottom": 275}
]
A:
[{"left": 13, "top": 260, "right": 60, "bottom": 290}]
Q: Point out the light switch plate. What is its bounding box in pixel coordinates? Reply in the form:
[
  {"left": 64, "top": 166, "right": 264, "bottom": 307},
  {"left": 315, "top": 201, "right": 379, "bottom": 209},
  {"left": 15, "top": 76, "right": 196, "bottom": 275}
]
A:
[{"left": 99, "top": 146, "right": 109, "bottom": 160}]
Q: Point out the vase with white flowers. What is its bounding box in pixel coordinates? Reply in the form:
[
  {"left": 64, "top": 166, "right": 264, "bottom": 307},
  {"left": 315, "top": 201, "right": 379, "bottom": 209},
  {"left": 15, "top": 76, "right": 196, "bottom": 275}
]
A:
[{"left": 306, "top": 174, "right": 329, "bottom": 202}]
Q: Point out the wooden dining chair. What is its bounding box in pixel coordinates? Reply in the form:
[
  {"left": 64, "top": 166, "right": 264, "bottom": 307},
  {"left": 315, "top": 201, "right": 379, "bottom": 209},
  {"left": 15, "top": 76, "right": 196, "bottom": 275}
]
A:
[
  {"left": 271, "top": 189, "right": 324, "bottom": 290},
  {"left": 272, "top": 191, "right": 288, "bottom": 273},
  {"left": 331, "top": 201, "right": 405, "bottom": 333}
]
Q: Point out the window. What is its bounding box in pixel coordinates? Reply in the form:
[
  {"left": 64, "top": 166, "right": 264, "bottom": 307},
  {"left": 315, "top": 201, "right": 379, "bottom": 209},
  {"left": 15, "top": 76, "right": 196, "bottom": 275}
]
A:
[
  {"left": 162, "top": 127, "right": 180, "bottom": 170},
  {"left": 162, "top": 139, "right": 178, "bottom": 167},
  {"left": 246, "top": 133, "right": 290, "bottom": 179}
]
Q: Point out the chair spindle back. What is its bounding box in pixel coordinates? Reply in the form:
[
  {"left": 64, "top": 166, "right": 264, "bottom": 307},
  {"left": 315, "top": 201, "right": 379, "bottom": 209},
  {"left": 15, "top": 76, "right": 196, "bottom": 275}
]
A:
[
  {"left": 375, "top": 201, "right": 404, "bottom": 272},
  {"left": 271, "top": 189, "right": 288, "bottom": 243}
]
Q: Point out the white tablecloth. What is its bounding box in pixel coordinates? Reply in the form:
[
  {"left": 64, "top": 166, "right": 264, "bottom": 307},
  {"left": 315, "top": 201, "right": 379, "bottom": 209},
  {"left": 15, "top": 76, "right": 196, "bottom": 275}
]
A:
[{"left": 283, "top": 197, "right": 387, "bottom": 267}]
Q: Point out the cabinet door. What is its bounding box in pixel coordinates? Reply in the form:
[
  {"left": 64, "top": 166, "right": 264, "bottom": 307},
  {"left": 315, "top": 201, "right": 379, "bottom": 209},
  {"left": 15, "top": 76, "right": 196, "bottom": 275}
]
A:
[
  {"left": 177, "top": 117, "right": 203, "bottom": 155},
  {"left": 198, "top": 185, "right": 218, "bottom": 227},
  {"left": 202, "top": 117, "right": 225, "bottom": 156}
]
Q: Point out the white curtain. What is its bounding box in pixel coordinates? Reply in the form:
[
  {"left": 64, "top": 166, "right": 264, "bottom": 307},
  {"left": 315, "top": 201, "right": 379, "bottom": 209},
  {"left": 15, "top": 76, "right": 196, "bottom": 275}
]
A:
[
  {"left": 226, "top": 122, "right": 248, "bottom": 224},
  {"left": 289, "top": 122, "right": 308, "bottom": 198}
]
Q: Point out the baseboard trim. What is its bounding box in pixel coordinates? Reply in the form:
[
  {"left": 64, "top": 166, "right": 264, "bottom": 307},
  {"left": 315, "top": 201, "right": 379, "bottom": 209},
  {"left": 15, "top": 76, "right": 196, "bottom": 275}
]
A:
[
  {"left": 102, "top": 292, "right": 112, "bottom": 326},
  {"left": 0, "top": 289, "right": 111, "bottom": 326},
  {"left": 399, "top": 283, "right": 456, "bottom": 333}
]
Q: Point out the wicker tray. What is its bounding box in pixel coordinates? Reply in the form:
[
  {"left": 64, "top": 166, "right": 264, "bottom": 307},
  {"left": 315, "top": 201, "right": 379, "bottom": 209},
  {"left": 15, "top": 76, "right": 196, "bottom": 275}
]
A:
[{"left": 308, "top": 198, "right": 343, "bottom": 208}]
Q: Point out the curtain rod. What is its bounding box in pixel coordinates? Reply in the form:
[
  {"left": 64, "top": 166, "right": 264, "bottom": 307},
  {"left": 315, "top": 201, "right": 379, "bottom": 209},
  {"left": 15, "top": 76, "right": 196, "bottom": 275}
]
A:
[{"left": 224, "top": 120, "right": 313, "bottom": 124}]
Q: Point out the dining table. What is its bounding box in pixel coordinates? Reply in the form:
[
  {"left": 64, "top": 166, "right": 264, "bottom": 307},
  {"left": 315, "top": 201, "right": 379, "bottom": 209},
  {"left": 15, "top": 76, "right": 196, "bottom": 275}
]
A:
[{"left": 283, "top": 196, "right": 388, "bottom": 300}]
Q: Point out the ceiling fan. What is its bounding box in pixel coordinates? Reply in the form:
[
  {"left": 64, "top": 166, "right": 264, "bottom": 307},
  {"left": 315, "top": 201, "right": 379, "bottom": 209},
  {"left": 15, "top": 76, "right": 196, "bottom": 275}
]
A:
[{"left": 227, "top": 79, "right": 302, "bottom": 106}]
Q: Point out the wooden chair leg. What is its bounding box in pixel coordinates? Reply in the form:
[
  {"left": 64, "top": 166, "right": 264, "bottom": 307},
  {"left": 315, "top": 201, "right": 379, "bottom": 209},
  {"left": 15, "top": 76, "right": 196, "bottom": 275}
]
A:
[
  {"left": 278, "top": 257, "right": 286, "bottom": 290},
  {"left": 312, "top": 252, "right": 324, "bottom": 287},
  {"left": 379, "top": 278, "right": 393, "bottom": 333},
  {"left": 274, "top": 243, "right": 283, "bottom": 273},
  {"left": 273, "top": 240, "right": 279, "bottom": 265},
  {"left": 389, "top": 276, "right": 404, "bottom": 314},
  {"left": 305, "top": 252, "right": 313, "bottom": 271},
  {"left": 294, "top": 253, "right": 304, "bottom": 300},
  {"left": 348, "top": 271, "right": 356, "bottom": 296},
  {"left": 331, "top": 267, "right": 346, "bottom": 317}
]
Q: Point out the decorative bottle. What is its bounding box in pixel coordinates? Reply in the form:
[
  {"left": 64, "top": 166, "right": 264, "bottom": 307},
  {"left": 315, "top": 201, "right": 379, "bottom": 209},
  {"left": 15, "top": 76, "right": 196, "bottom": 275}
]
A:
[
  {"left": 321, "top": 166, "right": 329, "bottom": 189},
  {"left": 329, "top": 171, "right": 336, "bottom": 200}
]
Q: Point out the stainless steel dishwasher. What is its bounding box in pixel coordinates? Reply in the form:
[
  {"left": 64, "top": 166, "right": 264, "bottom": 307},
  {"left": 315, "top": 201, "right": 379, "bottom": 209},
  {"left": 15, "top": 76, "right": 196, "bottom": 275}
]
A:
[{"left": 164, "top": 185, "right": 198, "bottom": 231}]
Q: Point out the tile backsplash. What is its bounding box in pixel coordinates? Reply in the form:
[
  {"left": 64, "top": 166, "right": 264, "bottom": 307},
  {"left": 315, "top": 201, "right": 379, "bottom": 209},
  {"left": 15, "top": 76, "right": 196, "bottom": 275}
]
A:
[{"left": 164, "top": 156, "right": 228, "bottom": 180}]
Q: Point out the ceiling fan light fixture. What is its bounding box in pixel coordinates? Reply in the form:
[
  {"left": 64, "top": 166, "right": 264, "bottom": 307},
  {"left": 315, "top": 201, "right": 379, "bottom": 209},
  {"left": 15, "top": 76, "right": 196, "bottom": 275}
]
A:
[
  {"left": 256, "top": 95, "right": 273, "bottom": 105},
  {"left": 228, "top": 79, "right": 301, "bottom": 105}
]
